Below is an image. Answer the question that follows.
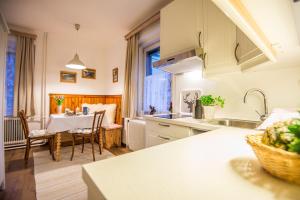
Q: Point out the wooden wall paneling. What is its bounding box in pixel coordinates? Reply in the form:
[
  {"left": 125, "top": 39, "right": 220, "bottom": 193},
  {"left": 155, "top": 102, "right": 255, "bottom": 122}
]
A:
[{"left": 49, "top": 94, "right": 122, "bottom": 125}]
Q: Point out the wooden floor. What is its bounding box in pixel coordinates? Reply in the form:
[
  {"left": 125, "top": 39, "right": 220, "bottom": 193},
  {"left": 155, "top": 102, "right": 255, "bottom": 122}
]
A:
[{"left": 0, "top": 145, "right": 131, "bottom": 200}]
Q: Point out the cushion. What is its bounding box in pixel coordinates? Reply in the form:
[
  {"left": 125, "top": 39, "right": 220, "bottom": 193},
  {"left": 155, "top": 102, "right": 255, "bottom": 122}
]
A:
[
  {"left": 81, "top": 103, "right": 117, "bottom": 126},
  {"left": 29, "top": 129, "right": 53, "bottom": 137},
  {"left": 101, "top": 104, "right": 117, "bottom": 126},
  {"left": 68, "top": 128, "right": 96, "bottom": 134},
  {"left": 81, "top": 103, "right": 103, "bottom": 114}
]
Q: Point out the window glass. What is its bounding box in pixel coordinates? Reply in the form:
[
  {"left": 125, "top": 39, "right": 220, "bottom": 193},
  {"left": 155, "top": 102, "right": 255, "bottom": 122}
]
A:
[
  {"left": 5, "top": 35, "right": 17, "bottom": 116},
  {"left": 143, "top": 48, "right": 172, "bottom": 114}
]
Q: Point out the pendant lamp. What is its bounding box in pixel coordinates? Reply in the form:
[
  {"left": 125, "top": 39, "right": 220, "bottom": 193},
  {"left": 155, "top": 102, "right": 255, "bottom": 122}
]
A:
[{"left": 65, "top": 24, "right": 86, "bottom": 70}]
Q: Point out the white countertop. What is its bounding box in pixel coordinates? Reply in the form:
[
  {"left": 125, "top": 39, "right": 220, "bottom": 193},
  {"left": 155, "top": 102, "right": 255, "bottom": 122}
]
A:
[
  {"left": 82, "top": 125, "right": 300, "bottom": 200},
  {"left": 143, "top": 115, "right": 224, "bottom": 131}
]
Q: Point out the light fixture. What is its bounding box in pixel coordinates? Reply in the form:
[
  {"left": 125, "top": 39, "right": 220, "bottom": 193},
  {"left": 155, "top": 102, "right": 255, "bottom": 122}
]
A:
[{"left": 65, "top": 24, "right": 86, "bottom": 70}]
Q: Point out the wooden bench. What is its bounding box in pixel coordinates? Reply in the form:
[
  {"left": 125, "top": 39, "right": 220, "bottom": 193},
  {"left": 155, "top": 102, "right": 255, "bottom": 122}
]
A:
[{"left": 102, "top": 124, "right": 122, "bottom": 149}]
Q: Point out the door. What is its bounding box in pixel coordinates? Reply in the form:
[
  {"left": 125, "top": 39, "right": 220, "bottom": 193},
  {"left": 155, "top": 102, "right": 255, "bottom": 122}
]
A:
[
  {"left": 160, "top": 0, "right": 203, "bottom": 59},
  {"left": 203, "top": 0, "right": 237, "bottom": 75}
]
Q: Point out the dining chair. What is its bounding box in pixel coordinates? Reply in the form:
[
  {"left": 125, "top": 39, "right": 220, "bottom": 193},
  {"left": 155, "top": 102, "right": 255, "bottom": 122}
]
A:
[
  {"left": 18, "top": 110, "right": 56, "bottom": 162},
  {"left": 69, "top": 110, "right": 106, "bottom": 161}
]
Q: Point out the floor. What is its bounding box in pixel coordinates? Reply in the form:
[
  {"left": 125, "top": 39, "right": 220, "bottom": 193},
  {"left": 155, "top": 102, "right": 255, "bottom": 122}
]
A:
[{"left": 0, "top": 145, "right": 131, "bottom": 200}]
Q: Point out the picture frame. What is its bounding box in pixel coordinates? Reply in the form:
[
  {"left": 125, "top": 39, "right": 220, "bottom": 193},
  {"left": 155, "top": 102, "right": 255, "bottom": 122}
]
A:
[
  {"left": 113, "top": 67, "right": 118, "bottom": 83},
  {"left": 60, "top": 71, "right": 77, "bottom": 83},
  {"left": 82, "top": 68, "right": 96, "bottom": 79},
  {"left": 180, "top": 89, "right": 202, "bottom": 113}
]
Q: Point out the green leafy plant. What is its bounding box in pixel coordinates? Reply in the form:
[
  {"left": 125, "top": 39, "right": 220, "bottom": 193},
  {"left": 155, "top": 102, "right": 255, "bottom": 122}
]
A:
[
  {"left": 54, "top": 96, "right": 64, "bottom": 106},
  {"left": 200, "top": 95, "right": 225, "bottom": 108}
]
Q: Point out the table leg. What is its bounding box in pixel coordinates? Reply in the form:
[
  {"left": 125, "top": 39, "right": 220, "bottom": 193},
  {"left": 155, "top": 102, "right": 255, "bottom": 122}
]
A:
[{"left": 55, "top": 133, "right": 62, "bottom": 161}]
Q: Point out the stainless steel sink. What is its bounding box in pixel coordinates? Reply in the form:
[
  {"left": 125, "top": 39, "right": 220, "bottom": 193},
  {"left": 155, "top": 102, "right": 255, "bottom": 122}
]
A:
[{"left": 208, "top": 118, "right": 261, "bottom": 129}]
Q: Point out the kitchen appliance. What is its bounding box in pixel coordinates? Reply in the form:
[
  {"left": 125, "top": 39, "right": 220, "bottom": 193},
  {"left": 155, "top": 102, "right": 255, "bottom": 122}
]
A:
[
  {"left": 154, "top": 113, "right": 191, "bottom": 119},
  {"left": 153, "top": 48, "right": 205, "bottom": 74}
]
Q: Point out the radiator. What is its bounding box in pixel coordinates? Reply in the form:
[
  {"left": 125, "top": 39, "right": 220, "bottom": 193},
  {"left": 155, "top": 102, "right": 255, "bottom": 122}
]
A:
[
  {"left": 127, "top": 119, "right": 146, "bottom": 151},
  {"left": 4, "top": 117, "right": 26, "bottom": 148},
  {"left": 4, "top": 117, "right": 45, "bottom": 149}
]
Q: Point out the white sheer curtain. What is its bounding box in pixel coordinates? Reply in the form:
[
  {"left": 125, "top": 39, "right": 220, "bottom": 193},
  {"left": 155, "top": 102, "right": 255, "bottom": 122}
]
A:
[{"left": 143, "top": 72, "right": 171, "bottom": 114}]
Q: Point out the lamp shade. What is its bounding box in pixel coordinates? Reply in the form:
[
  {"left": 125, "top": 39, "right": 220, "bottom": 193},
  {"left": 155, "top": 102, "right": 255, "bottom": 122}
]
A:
[{"left": 65, "top": 54, "right": 86, "bottom": 69}]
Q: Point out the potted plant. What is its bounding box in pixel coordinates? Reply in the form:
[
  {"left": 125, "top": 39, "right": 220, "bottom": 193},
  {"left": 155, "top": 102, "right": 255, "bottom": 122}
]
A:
[
  {"left": 54, "top": 96, "right": 64, "bottom": 114},
  {"left": 200, "top": 95, "right": 225, "bottom": 119}
]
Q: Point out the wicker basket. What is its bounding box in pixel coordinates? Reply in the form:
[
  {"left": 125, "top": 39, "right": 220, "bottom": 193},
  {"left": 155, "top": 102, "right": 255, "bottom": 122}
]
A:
[{"left": 246, "top": 134, "right": 300, "bottom": 185}]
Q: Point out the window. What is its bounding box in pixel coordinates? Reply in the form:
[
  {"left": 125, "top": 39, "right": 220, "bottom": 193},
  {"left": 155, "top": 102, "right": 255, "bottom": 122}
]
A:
[
  {"left": 143, "top": 47, "right": 172, "bottom": 114},
  {"left": 5, "top": 35, "right": 17, "bottom": 116}
]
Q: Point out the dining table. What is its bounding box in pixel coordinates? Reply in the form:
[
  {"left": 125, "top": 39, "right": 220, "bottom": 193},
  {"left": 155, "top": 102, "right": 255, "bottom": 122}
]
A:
[{"left": 46, "top": 113, "right": 97, "bottom": 161}]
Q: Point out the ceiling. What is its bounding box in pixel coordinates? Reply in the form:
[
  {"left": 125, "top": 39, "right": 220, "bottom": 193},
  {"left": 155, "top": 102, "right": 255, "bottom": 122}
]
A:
[{"left": 0, "top": 0, "right": 172, "bottom": 47}]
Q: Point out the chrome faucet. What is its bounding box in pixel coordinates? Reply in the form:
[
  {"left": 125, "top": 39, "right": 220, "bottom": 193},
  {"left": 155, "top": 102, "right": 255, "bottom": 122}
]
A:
[{"left": 243, "top": 88, "right": 268, "bottom": 121}]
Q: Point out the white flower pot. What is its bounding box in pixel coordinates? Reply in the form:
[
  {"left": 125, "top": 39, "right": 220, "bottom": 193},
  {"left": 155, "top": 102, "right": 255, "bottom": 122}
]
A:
[
  {"left": 203, "top": 106, "right": 216, "bottom": 120},
  {"left": 57, "top": 105, "right": 62, "bottom": 114}
]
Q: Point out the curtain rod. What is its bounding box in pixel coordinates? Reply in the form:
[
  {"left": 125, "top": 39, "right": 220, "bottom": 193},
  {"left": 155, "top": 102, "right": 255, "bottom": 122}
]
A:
[
  {"left": 125, "top": 11, "right": 160, "bottom": 40},
  {"left": 10, "top": 29, "right": 37, "bottom": 39}
]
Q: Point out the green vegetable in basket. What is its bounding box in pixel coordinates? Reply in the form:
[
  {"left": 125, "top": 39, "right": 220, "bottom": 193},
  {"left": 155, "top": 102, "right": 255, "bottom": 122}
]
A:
[
  {"left": 262, "top": 119, "right": 300, "bottom": 154},
  {"left": 288, "top": 124, "right": 300, "bottom": 138},
  {"left": 288, "top": 138, "right": 300, "bottom": 153}
]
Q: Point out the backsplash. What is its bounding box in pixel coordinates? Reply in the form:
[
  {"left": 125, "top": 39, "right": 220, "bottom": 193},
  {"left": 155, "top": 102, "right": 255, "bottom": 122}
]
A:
[{"left": 173, "top": 65, "right": 300, "bottom": 121}]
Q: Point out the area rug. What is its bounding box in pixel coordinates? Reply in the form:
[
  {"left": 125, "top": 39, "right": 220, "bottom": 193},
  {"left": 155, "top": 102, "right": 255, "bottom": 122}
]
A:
[{"left": 33, "top": 144, "right": 114, "bottom": 200}]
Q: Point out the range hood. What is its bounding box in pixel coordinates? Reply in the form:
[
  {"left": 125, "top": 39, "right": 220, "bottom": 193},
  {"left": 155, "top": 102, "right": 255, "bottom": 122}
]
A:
[{"left": 153, "top": 48, "right": 205, "bottom": 74}]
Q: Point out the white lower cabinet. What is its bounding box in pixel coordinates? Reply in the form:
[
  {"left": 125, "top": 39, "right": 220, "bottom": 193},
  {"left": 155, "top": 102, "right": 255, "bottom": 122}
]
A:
[{"left": 145, "top": 120, "right": 191, "bottom": 147}]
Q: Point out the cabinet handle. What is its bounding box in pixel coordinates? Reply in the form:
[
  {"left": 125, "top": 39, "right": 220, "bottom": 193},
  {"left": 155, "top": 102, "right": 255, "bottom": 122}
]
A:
[
  {"left": 158, "top": 135, "right": 171, "bottom": 140},
  {"left": 234, "top": 43, "right": 240, "bottom": 63},
  {"left": 158, "top": 123, "right": 170, "bottom": 127}
]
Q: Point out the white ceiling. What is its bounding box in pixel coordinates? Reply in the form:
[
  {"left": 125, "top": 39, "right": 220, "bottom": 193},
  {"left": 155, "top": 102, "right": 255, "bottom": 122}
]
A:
[{"left": 0, "top": 0, "right": 172, "bottom": 47}]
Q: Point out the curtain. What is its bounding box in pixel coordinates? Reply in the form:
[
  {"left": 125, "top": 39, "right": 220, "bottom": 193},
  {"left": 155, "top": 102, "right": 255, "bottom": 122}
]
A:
[
  {"left": 122, "top": 34, "right": 139, "bottom": 118},
  {"left": 144, "top": 72, "right": 172, "bottom": 113},
  {"left": 13, "top": 35, "right": 35, "bottom": 116}
]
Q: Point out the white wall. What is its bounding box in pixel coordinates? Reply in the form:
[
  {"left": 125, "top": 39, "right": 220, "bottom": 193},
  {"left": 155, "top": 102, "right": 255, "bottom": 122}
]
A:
[
  {"left": 44, "top": 31, "right": 108, "bottom": 116},
  {"left": 173, "top": 52, "right": 300, "bottom": 121},
  {"left": 102, "top": 36, "right": 127, "bottom": 95}
]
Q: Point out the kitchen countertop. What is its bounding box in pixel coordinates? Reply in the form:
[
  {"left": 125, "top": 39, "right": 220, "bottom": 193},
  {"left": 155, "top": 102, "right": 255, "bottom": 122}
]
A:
[
  {"left": 82, "top": 125, "right": 300, "bottom": 200},
  {"left": 144, "top": 115, "right": 224, "bottom": 131}
]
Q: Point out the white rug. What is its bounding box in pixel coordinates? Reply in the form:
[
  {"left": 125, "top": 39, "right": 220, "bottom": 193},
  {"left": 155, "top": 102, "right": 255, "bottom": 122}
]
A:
[{"left": 33, "top": 144, "right": 114, "bottom": 200}]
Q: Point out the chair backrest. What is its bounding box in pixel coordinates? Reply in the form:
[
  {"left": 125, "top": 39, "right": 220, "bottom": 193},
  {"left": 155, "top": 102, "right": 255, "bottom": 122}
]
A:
[
  {"left": 92, "top": 110, "right": 106, "bottom": 135},
  {"left": 18, "top": 110, "right": 30, "bottom": 139}
]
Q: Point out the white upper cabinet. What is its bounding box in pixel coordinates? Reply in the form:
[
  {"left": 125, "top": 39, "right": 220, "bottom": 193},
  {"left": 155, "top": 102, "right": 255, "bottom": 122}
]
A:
[
  {"left": 236, "top": 27, "right": 268, "bottom": 70},
  {"left": 160, "top": 0, "right": 203, "bottom": 59},
  {"left": 203, "top": 0, "right": 237, "bottom": 75}
]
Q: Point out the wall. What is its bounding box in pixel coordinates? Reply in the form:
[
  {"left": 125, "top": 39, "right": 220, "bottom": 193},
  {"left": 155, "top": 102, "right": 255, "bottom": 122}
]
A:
[
  {"left": 102, "top": 36, "right": 127, "bottom": 95},
  {"left": 44, "top": 31, "right": 108, "bottom": 116},
  {"left": 173, "top": 52, "right": 300, "bottom": 121}
]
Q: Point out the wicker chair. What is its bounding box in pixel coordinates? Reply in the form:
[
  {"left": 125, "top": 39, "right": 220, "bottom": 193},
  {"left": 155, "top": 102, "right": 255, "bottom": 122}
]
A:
[
  {"left": 69, "top": 110, "right": 105, "bottom": 161},
  {"left": 18, "top": 110, "right": 56, "bottom": 162}
]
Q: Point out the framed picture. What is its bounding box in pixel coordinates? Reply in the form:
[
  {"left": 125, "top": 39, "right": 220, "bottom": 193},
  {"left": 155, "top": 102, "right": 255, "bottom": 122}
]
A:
[
  {"left": 180, "top": 90, "right": 202, "bottom": 113},
  {"left": 60, "top": 71, "right": 76, "bottom": 83},
  {"left": 113, "top": 67, "right": 118, "bottom": 83},
  {"left": 82, "top": 68, "right": 96, "bottom": 79}
]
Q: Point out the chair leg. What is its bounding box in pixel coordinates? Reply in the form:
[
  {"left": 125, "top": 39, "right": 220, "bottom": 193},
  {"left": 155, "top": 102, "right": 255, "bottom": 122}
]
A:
[
  {"left": 70, "top": 135, "right": 75, "bottom": 161},
  {"left": 98, "top": 132, "right": 102, "bottom": 154},
  {"left": 25, "top": 139, "right": 31, "bottom": 162},
  {"left": 81, "top": 136, "right": 85, "bottom": 153},
  {"left": 91, "top": 134, "right": 95, "bottom": 162}
]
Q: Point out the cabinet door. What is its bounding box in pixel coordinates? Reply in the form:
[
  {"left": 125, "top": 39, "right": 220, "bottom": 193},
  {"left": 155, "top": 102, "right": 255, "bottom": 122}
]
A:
[
  {"left": 160, "top": 0, "right": 202, "bottom": 59},
  {"left": 236, "top": 28, "right": 261, "bottom": 62},
  {"left": 203, "top": 0, "right": 237, "bottom": 75}
]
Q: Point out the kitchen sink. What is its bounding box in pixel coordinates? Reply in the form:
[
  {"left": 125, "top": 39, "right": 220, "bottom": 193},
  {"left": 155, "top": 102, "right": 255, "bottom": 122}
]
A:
[{"left": 208, "top": 118, "right": 261, "bottom": 129}]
